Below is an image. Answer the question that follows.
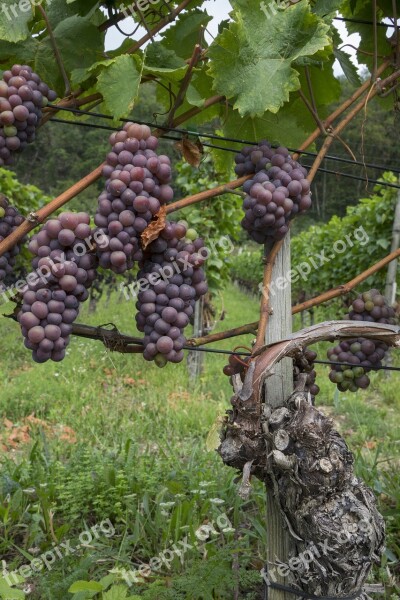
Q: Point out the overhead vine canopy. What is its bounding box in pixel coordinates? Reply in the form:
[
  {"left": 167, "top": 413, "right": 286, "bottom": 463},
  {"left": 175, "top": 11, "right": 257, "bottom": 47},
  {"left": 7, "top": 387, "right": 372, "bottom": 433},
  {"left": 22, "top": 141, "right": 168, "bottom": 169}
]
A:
[{"left": 0, "top": 0, "right": 397, "bottom": 167}]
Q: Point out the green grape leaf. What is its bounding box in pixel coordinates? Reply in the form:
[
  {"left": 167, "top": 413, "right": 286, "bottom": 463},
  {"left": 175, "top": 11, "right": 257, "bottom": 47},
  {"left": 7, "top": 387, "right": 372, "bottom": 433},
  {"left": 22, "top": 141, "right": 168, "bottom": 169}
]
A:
[
  {"left": 30, "top": 14, "right": 105, "bottom": 94},
  {"left": 162, "top": 9, "right": 212, "bottom": 59},
  {"left": 211, "top": 98, "right": 315, "bottom": 176},
  {"left": 0, "top": 577, "right": 25, "bottom": 599},
  {"left": 298, "top": 58, "right": 342, "bottom": 108},
  {"left": 208, "top": 0, "right": 331, "bottom": 117},
  {"left": 68, "top": 581, "right": 104, "bottom": 593},
  {"left": 143, "top": 64, "right": 188, "bottom": 85},
  {"left": 333, "top": 49, "right": 361, "bottom": 86},
  {"left": 96, "top": 54, "right": 143, "bottom": 120},
  {"left": 311, "top": 0, "right": 343, "bottom": 17},
  {"left": 145, "top": 41, "right": 186, "bottom": 69},
  {"left": 0, "top": 1, "right": 33, "bottom": 42},
  {"left": 341, "top": 1, "right": 392, "bottom": 69},
  {"left": 186, "top": 69, "right": 216, "bottom": 107}
]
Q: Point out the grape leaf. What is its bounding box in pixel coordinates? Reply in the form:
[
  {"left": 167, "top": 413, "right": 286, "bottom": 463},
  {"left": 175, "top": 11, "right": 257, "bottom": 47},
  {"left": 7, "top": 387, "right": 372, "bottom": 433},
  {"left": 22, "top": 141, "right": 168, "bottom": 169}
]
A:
[
  {"left": 186, "top": 70, "right": 216, "bottom": 108},
  {"left": 208, "top": 0, "right": 331, "bottom": 117},
  {"left": 162, "top": 9, "right": 212, "bottom": 59},
  {"left": 97, "top": 54, "right": 143, "bottom": 120},
  {"left": 333, "top": 49, "right": 361, "bottom": 86},
  {"left": 211, "top": 100, "right": 315, "bottom": 176},
  {"left": 298, "top": 58, "right": 342, "bottom": 108},
  {"left": 145, "top": 42, "right": 186, "bottom": 69},
  {"left": 0, "top": 1, "right": 32, "bottom": 42},
  {"left": 311, "top": 0, "right": 343, "bottom": 17}
]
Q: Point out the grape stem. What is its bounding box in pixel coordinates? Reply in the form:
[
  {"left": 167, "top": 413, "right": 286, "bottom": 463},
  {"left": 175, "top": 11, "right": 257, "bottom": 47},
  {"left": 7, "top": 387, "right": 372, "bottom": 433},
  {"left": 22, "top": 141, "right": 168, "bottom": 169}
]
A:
[
  {"left": 166, "top": 42, "right": 203, "bottom": 127},
  {"left": 293, "top": 59, "right": 391, "bottom": 159},
  {"left": 37, "top": 5, "right": 71, "bottom": 97},
  {"left": 187, "top": 243, "right": 400, "bottom": 348},
  {"left": 125, "top": 0, "right": 195, "bottom": 54}
]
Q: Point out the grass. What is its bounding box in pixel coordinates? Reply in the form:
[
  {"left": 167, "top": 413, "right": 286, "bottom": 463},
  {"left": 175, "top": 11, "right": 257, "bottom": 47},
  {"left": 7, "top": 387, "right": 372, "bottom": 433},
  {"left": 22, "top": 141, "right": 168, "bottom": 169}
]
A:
[{"left": 0, "top": 284, "right": 399, "bottom": 599}]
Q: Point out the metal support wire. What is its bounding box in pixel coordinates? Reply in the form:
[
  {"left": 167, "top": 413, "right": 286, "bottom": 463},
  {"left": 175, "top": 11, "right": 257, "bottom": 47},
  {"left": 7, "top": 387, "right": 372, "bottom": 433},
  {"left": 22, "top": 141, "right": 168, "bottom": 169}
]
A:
[{"left": 48, "top": 117, "right": 400, "bottom": 191}]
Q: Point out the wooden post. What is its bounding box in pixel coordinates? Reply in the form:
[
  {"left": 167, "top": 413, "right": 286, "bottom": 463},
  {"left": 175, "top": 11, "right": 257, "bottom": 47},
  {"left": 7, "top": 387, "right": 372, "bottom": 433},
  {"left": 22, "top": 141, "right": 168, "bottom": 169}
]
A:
[
  {"left": 385, "top": 179, "right": 400, "bottom": 305},
  {"left": 187, "top": 297, "right": 204, "bottom": 381},
  {"left": 264, "top": 234, "right": 294, "bottom": 599}
]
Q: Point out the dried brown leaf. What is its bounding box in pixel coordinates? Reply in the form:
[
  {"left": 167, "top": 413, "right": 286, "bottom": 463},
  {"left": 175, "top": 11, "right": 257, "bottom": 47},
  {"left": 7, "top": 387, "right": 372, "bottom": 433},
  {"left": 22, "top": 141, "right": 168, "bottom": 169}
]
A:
[
  {"left": 175, "top": 137, "right": 203, "bottom": 167},
  {"left": 141, "top": 205, "right": 167, "bottom": 250}
]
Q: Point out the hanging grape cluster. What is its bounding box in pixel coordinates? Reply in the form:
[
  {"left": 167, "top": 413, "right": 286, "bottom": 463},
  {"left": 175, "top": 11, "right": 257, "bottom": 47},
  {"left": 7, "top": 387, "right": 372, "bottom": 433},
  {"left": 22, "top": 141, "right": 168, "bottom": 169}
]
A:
[
  {"left": 135, "top": 221, "right": 208, "bottom": 366},
  {"left": 0, "top": 195, "right": 25, "bottom": 286},
  {"left": 235, "top": 143, "right": 311, "bottom": 243},
  {"left": 222, "top": 353, "right": 250, "bottom": 380},
  {"left": 0, "top": 64, "right": 57, "bottom": 166},
  {"left": 95, "top": 122, "right": 174, "bottom": 273},
  {"left": 328, "top": 290, "right": 396, "bottom": 392},
  {"left": 293, "top": 349, "right": 320, "bottom": 400},
  {"left": 18, "top": 212, "right": 99, "bottom": 363}
]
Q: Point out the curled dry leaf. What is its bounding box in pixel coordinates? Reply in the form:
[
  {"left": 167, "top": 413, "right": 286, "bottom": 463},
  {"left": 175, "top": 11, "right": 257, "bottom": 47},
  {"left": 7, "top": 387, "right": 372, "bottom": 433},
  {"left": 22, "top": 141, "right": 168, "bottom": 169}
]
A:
[
  {"left": 175, "top": 137, "right": 203, "bottom": 167},
  {"left": 141, "top": 205, "right": 167, "bottom": 250}
]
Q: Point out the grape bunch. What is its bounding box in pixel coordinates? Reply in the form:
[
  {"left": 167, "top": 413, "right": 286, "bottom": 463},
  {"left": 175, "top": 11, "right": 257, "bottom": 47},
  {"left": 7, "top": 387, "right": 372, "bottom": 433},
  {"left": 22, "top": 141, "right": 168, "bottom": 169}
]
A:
[
  {"left": 95, "top": 122, "right": 174, "bottom": 273},
  {"left": 0, "top": 64, "right": 57, "bottom": 166},
  {"left": 18, "top": 211, "right": 99, "bottom": 363},
  {"left": 135, "top": 221, "right": 208, "bottom": 366},
  {"left": 235, "top": 143, "right": 311, "bottom": 243},
  {"left": 0, "top": 195, "right": 25, "bottom": 285},
  {"left": 222, "top": 353, "right": 250, "bottom": 380},
  {"left": 328, "top": 290, "right": 396, "bottom": 392},
  {"left": 293, "top": 349, "right": 320, "bottom": 400}
]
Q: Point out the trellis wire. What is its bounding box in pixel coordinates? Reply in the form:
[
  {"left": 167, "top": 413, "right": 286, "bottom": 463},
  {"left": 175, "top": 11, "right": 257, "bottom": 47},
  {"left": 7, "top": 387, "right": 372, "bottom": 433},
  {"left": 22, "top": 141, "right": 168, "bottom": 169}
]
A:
[
  {"left": 49, "top": 117, "right": 400, "bottom": 190},
  {"left": 333, "top": 16, "right": 398, "bottom": 28},
  {"left": 181, "top": 346, "right": 400, "bottom": 373},
  {"left": 47, "top": 104, "right": 400, "bottom": 175}
]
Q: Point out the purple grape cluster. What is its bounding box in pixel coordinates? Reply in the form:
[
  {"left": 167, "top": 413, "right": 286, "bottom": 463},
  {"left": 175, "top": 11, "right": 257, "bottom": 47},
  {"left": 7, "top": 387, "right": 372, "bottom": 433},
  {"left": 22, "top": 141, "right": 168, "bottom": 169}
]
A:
[
  {"left": 328, "top": 290, "right": 396, "bottom": 392},
  {"left": 18, "top": 212, "right": 99, "bottom": 363},
  {"left": 293, "top": 349, "right": 320, "bottom": 399},
  {"left": 0, "top": 195, "right": 25, "bottom": 284},
  {"left": 223, "top": 353, "right": 249, "bottom": 380},
  {"left": 0, "top": 64, "right": 57, "bottom": 166},
  {"left": 95, "top": 122, "right": 174, "bottom": 273},
  {"left": 235, "top": 143, "right": 311, "bottom": 243},
  {"left": 135, "top": 221, "right": 208, "bottom": 366}
]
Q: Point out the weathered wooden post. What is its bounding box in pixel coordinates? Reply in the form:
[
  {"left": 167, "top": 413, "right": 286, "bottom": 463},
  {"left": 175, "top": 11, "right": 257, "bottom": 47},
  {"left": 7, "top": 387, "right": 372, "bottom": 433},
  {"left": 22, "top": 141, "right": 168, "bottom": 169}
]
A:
[{"left": 262, "top": 235, "right": 294, "bottom": 600}]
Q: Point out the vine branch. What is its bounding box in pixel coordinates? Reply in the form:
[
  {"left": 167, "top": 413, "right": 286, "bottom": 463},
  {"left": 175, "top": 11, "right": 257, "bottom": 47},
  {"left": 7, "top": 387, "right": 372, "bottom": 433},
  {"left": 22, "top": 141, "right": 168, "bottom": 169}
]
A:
[
  {"left": 187, "top": 246, "right": 400, "bottom": 347},
  {"left": 166, "top": 43, "right": 202, "bottom": 127},
  {"left": 126, "top": 0, "right": 194, "bottom": 54},
  {"left": 37, "top": 5, "right": 71, "bottom": 96}
]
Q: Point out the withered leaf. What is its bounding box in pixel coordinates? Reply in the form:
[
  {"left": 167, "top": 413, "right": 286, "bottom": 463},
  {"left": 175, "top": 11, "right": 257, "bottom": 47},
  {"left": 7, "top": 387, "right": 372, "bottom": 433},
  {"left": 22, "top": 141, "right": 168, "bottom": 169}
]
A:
[
  {"left": 141, "top": 205, "right": 167, "bottom": 250},
  {"left": 175, "top": 137, "right": 203, "bottom": 167}
]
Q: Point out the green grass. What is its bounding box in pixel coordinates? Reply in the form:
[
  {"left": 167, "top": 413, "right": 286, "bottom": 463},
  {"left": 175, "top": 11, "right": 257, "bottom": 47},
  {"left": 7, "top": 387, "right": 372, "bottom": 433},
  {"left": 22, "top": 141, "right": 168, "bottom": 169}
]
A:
[{"left": 0, "top": 284, "right": 399, "bottom": 599}]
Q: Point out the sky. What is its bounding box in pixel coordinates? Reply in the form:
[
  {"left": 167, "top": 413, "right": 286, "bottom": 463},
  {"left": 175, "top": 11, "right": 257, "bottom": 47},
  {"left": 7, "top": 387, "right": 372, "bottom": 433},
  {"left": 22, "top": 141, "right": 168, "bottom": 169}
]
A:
[{"left": 105, "top": 1, "right": 362, "bottom": 76}]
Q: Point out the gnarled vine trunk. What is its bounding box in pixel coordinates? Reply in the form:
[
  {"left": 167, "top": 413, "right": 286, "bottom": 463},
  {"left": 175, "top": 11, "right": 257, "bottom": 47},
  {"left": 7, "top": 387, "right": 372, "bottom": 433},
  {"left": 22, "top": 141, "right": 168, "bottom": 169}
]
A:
[{"left": 218, "top": 321, "right": 399, "bottom": 598}]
